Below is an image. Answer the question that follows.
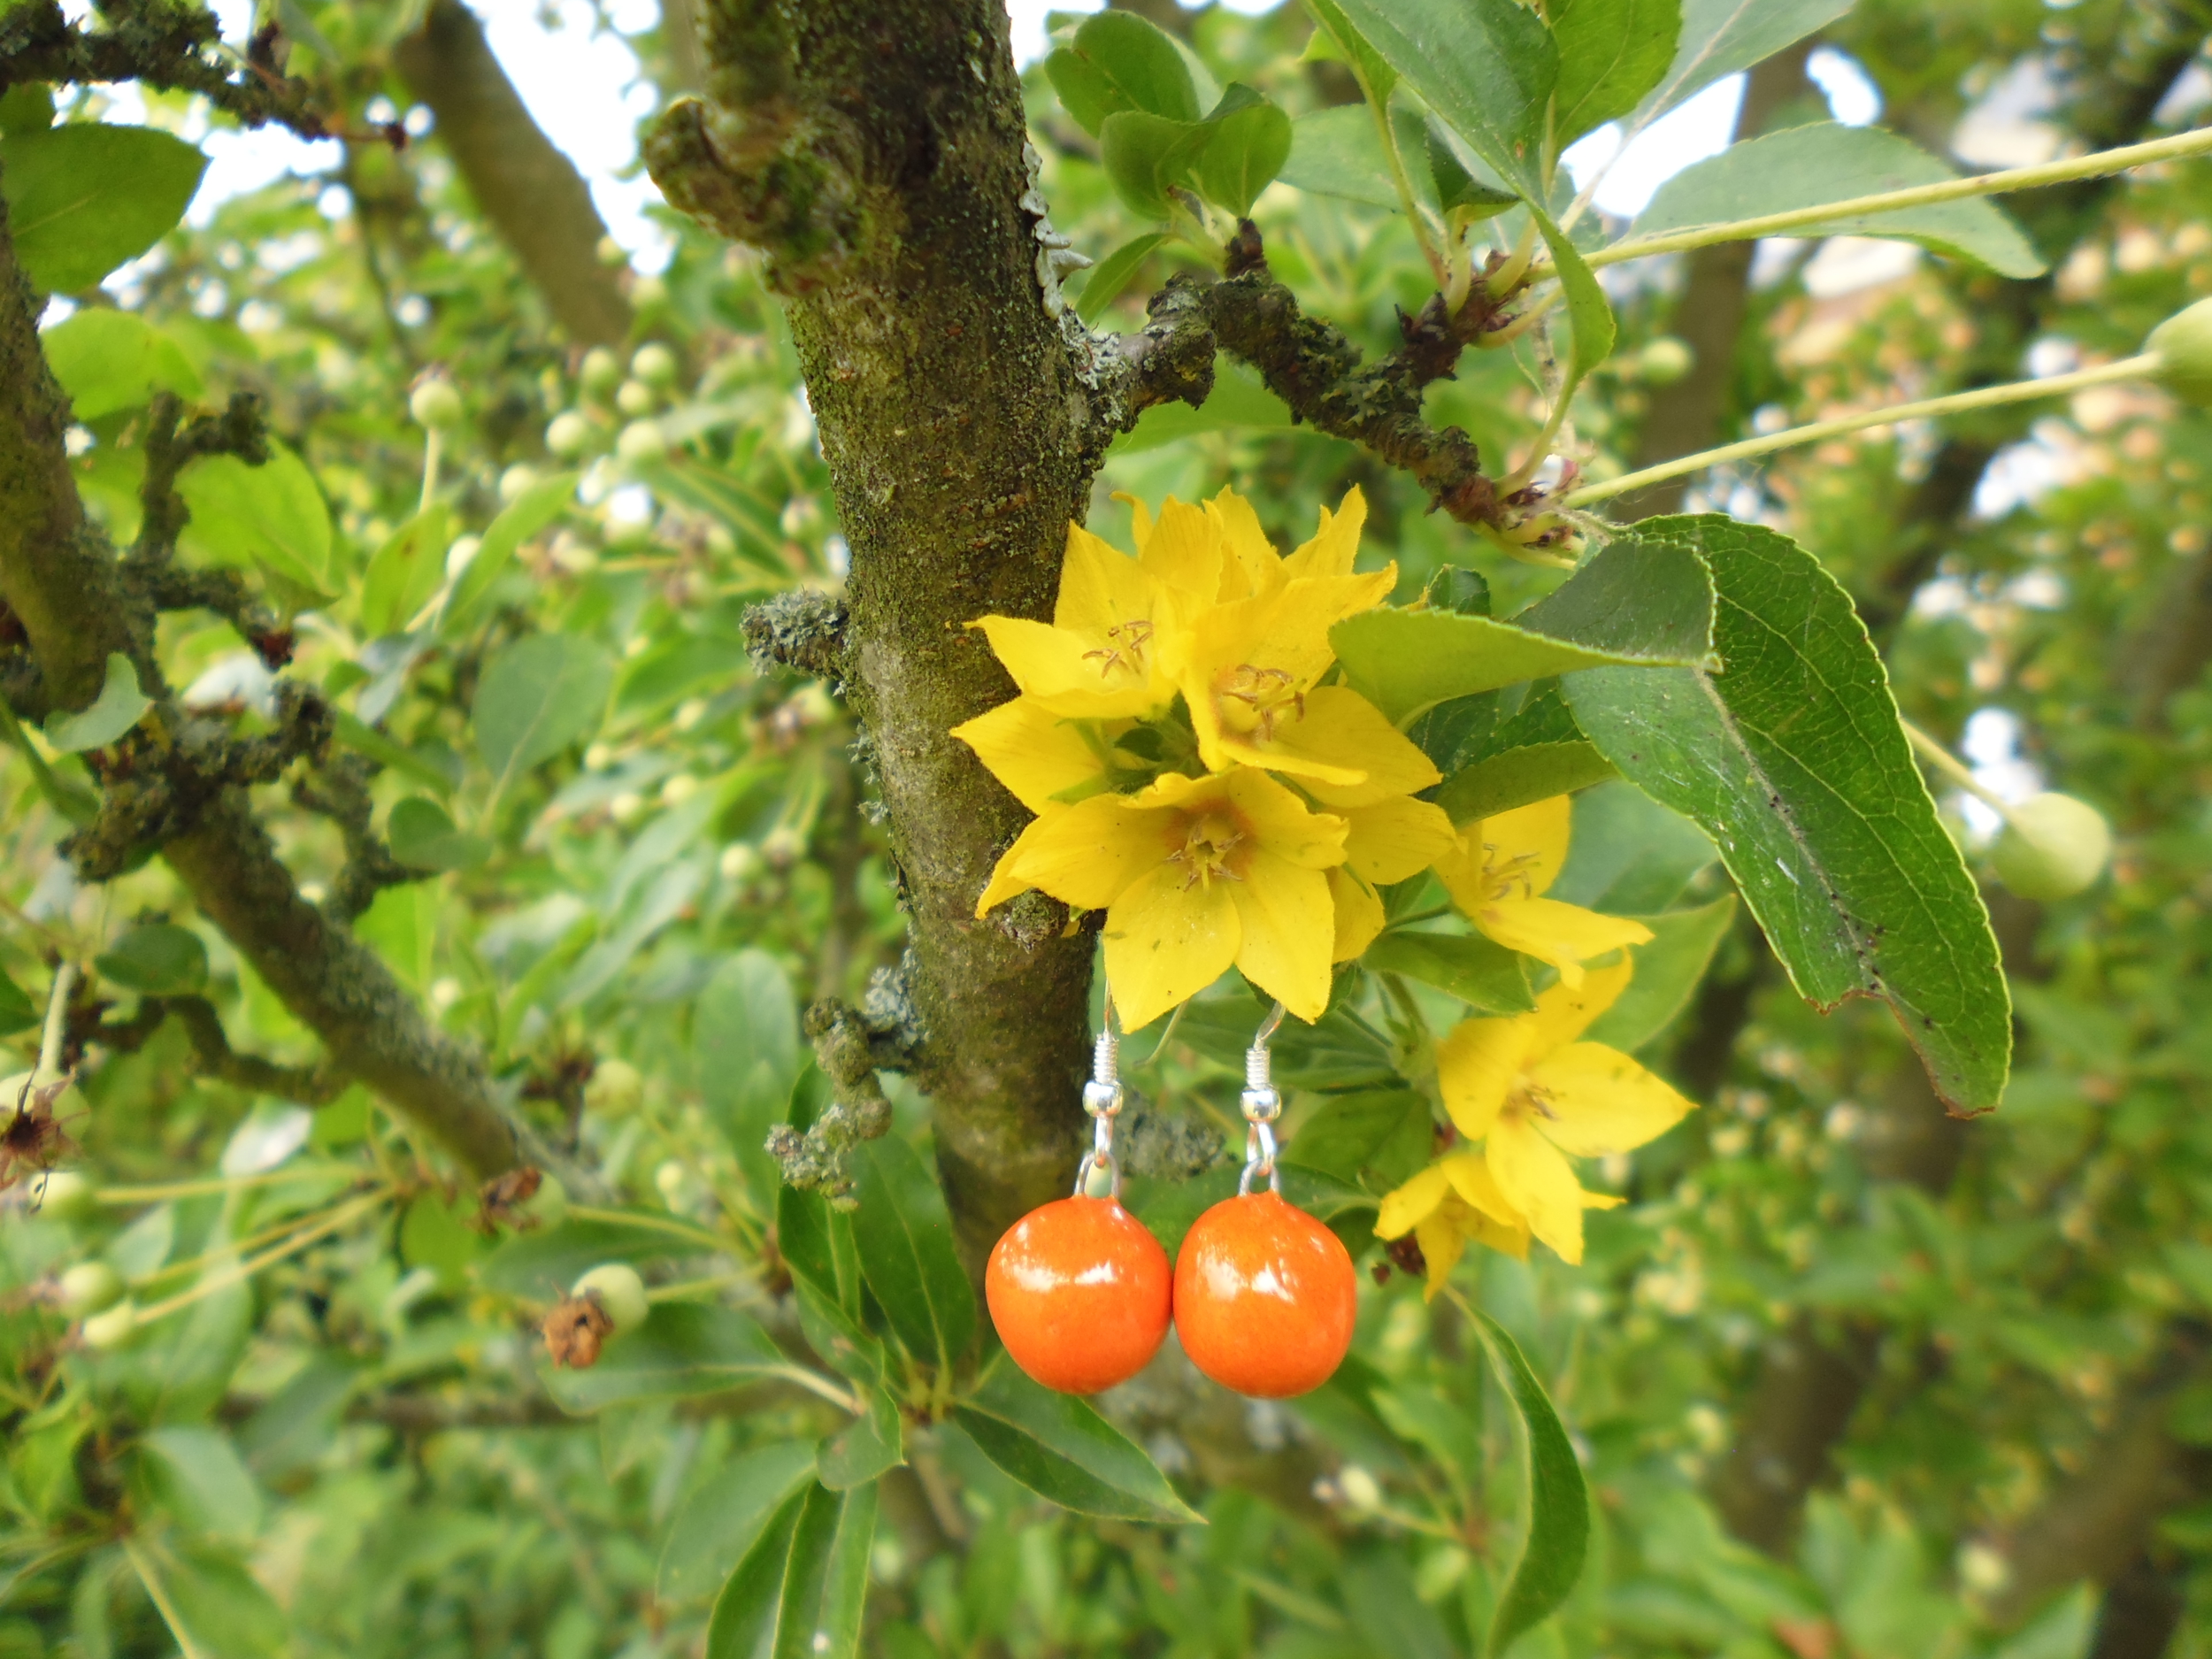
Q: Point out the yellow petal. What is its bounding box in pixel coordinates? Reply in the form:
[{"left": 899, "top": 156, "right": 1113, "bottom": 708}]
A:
[
  {"left": 1486, "top": 1114, "right": 1593, "bottom": 1264},
  {"left": 974, "top": 816, "right": 1053, "bottom": 916},
  {"left": 1329, "top": 866, "right": 1386, "bottom": 962},
  {"left": 1476, "top": 898, "right": 1653, "bottom": 985},
  {"left": 1138, "top": 495, "right": 1221, "bottom": 595},
  {"left": 992, "top": 792, "right": 1167, "bottom": 911},
  {"left": 1376, "top": 1163, "right": 1454, "bottom": 1239},
  {"left": 1056, "top": 523, "right": 1154, "bottom": 634},
  {"left": 951, "top": 697, "right": 1115, "bottom": 814},
  {"left": 1265, "top": 687, "right": 1443, "bottom": 805},
  {"left": 1283, "top": 485, "right": 1367, "bottom": 583},
  {"left": 1525, "top": 956, "right": 1637, "bottom": 1058},
  {"left": 1431, "top": 833, "right": 1486, "bottom": 914},
  {"left": 1181, "top": 579, "right": 1389, "bottom": 776},
  {"left": 1206, "top": 488, "right": 1281, "bottom": 602},
  {"left": 1476, "top": 795, "right": 1573, "bottom": 898},
  {"left": 1434, "top": 1015, "right": 1535, "bottom": 1140},
  {"left": 1218, "top": 768, "right": 1349, "bottom": 870},
  {"left": 1230, "top": 851, "right": 1336, "bottom": 1021},
  {"left": 1103, "top": 858, "right": 1240, "bottom": 1030},
  {"left": 1113, "top": 491, "right": 1155, "bottom": 554},
  {"left": 1441, "top": 1151, "right": 1525, "bottom": 1230},
  {"left": 1526, "top": 1042, "right": 1696, "bottom": 1156},
  {"left": 1415, "top": 1210, "right": 1468, "bottom": 1300},
  {"left": 972, "top": 617, "right": 1166, "bottom": 719},
  {"left": 1339, "top": 795, "right": 1458, "bottom": 886}
]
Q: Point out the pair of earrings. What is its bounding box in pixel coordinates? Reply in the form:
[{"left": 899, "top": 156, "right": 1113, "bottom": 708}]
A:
[{"left": 985, "top": 998, "right": 1357, "bottom": 1400}]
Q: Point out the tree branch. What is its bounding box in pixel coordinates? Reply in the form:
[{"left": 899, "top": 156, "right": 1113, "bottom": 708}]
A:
[
  {"left": 100, "top": 994, "right": 347, "bottom": 1103},
  {"left": 392, "top": 0, "right": 635, "bottom": 347}
]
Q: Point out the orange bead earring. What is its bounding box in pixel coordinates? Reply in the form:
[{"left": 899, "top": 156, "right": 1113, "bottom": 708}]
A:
[
  {"left": 985, "top": 991, "right": 1173, "bottom": 1395},
  {"left": 1173, "top": 1002, "right": 1357, "bottom": 1399}
]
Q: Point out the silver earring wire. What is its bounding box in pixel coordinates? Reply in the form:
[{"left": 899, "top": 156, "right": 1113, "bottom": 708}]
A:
[
  {"left": 1239, "top": 1000, "right": 1286, "bottom": 1195},
  {"left": 1075, "top": 984, "right": 1125, "bottom": 1198}
]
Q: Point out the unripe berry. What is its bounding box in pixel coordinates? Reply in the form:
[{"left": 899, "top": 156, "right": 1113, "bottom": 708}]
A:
[
  {"left": 1989, "top": 792, "right": 2112, "bottom": 901},
  {"left": 410, "top": 378, "right": 464, "bottom": 430},
  {"left": 523, "top": 1171, "right": 570, "bottom": 1230},
  {"left": 631, "top": 343, "right": 679, "bottom": 388},
  {"left": 2147, "top": 297, "right": 2212, "bottom": 407},
  {"left": 659, "top": 772, "right": 699, "bottom": 806},
  {"left": 615, "top": 378, "right": 657, "bottom": 417},
  {"left": 499, "top": 464, "right": 539, "bottom": 503},
  {"left": 609, "top": 790, "right": 648, "bottom": 826},
  {"left": 35, "top": 1170, "right": 94, "bottom": 1224},
  {"left": 584, "top": 1058, "right": 644, "bottom": 1118},
  {"left": 58, "top": 1261, "right": 124, "bottom": 1318},
  {"left": 546, "top": 411, "right": 595, "bottom": 459},
  {"left": 572, "top": 1263, "right": 649, "bottom": 1335},
  {"left": 579, "top": 346, "right": 623, "bottom": 398},
  {"left": 719, "top": 841, "right": 764, "bottom": 883},
  {"left": 1638, "top": 336, "right": 1693, "bottom": 385},
  {"left": 81, "top": 1299, "right": 137, "bottom": 1349},
  {"left": 616, "top": 419, "right": 667, "bottom": 463},
  {"left": 760, "top": 826, "right": 805, "bottom": 867},
  {"left": 444, "top": 534, "right": 482, "bottom": 581}
]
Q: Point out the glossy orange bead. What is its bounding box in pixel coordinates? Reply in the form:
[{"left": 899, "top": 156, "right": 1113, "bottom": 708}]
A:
[
  {"left": 986, "top": 1195, "right": 1173, "bottom": 1394},
  {"left": 1173, "top": 1191, "right": 1356, "bottom": 1399}
]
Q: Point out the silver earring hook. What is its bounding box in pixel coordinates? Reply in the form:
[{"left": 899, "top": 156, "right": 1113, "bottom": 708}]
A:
[
  {"left": 1075, "top": 981, "right": 1125, "bottom": 1198},
  {"left": 1239, "top": 1000, "right": 1286, "bottom": 1195}
]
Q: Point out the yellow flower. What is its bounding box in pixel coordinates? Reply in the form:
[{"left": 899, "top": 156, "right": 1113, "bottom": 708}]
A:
[
  {"left": 1432, "top": 958, "right": 1694, "bottom": 1264},
  {"left": 1374, "top": 1151, "right": 1531, "bottom": 1299},
  {"left": 1434, "top": 795, "right": 1653, "bottom": 987},
  {"left": 1327, "top": 796, "right": 1458, "bottom": 961},
  {"left": 969, "top": 521, "right": 1193, "bottom": 719},
  {"left": 974, "top": 767, "right": 1348, "bottom": 1028},
  {"left": 1125, "top": 483, "right": 1372, "bottom": 605}
]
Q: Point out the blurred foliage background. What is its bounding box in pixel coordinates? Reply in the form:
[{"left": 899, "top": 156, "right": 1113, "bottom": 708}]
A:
[{"left": 4, "top": 0, "right": 2212, "bottom": 1655}]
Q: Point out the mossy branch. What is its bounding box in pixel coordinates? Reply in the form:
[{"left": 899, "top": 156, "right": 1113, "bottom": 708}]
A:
[{"left": 100, "top": 994, "right": 348, "bottom": 1104}]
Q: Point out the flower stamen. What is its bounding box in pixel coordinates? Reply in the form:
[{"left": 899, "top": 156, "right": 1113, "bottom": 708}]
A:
[
  {"left": 1082, "top": 618, "right": 1155, "bottom": 680},
  {"left": 1172, "top": 810, "right": 1247, "bottom": 891},
  {"left": 1217, "top": 664, "right": 1306, "bottom": 742}
]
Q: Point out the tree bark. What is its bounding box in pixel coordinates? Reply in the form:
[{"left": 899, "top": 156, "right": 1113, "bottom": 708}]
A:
[{"left": 394, "top": 0, "right": 635, "bottom": 348}]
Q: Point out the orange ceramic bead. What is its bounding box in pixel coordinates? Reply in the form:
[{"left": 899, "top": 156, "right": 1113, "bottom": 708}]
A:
[
  {"left": 1173, "top": 1191, "right": 1356, "bottom": 1399},
  {"left": 986, "top": 1195, "right": 1173, "bottom": 1394}
]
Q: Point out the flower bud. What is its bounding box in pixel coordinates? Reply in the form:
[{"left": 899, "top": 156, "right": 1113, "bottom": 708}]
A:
[
  {"left": 615, "top": 378, "right": 657, "bottom": 417},
  {"left": 58, "top": 1261, "right": 124, "bottom": 1318},
  {"left": 579, "top": 346, "right": 623, "bottom": 397},
  {"left": 546, "top": 411, "right": 596, "bottom": 459},
  {"left": 81, "top": 1299, "right": 137, "bottom": 1349},
  {"left": 616, "top": 419, "right": 667, "bottom": 463},
  {"left": 2147, "top": 297, "right": 2212, "bottom": 407},
  {"left": 572, "top": 1263, "right": 649, "bottom": 1335},
  {"left": 631, "top": 342, "right": 679, "bottom": 388},
  {"left": 410, "top": 378, "right": 463, "bottom": 430},
  {"left": 1989, "top": 792, "right": 2112, "bottom": 901}
]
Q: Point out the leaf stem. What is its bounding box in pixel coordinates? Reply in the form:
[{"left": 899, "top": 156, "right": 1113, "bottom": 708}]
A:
[
  {"left": 38, "top": 964, "right": 74, "bottom": 1078},
  {"left": 125, "top": 1190, "right": 389, "bottom": 1328},
  {"left": 1532, "top": 125, "right": 2212, "bottom": 280},
  {"left": 566, "top": 1203, "right": 731, "bottom": 1253},
  {"left": 1901, "top": 720, "right": 2015, "bottom": 818},
  {"left": 1561, "top": 355, "right": 2158, "bottom": 509},
  {"left": 94, "top": 1163, "right": 365, "bottom": 1203}
]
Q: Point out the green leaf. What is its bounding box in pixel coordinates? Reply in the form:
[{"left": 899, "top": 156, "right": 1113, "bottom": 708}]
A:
[
  {"left": 176, "top": 442, "right": 335, "bottom": 595},
  {"left": 475, "top": 1216, "right": 699, "bottom": 1298},
  {"left": 1304, "top": 0, "right": 1399, "bottom": 102},
  {"left": 1562, "top": 515, "right": 2010, "bottom": 1112},
  {"left": 1282, "top": 105, "right": 1414, "bottom": 212},
  {"left": 1634, "top": 122, "right": 2045, "bottom": 277},
  {"left": 442, "top": 471, "right": 577, "bottom": 633},
  {"left": 1636, "top": 0, "right": 1855, "bottom": 124},
  {"left": 472, "top": 633, "right": 616, "bottom": 795},
  {"left": 95, "top": 923, "right": 208, "bottom": 995},
  {"left": 1112, "top": 358, "right": 1293, "bottom": 455},
  {"left": 1428, "top": 119, "right": 1520, "bottom": 219},
  {"left": 1279, "top": 1088, "right": 1434, "bottom": 1194},
  {"left": 1074, "top": 232, "right": 1168, "bottom": 326},
  {"left": 950, "top": 1366, "right": 1202, "bottom": 1524},
  {"left": 1435, "top": 741, "right": 1617, "bottom": 825},
  {"left": 542, "top": 1302, "right": 787, "bottom": 1412},
  {"left": 385, "top": 795, "right": 490, "bottom": 872},
  {"left": 698, "top": 949, "right": 801, "bottom": 1198},
  {"left": 127, "top": 1538, "right": 285, "bottom": 1659},
  {"left": 706, "top": 1491, "right": 806, "bottom": 1659},
  {"left": 818, "top": 1381, "right": 905, "bottom": 1490},
  {"left": 0, "top": 83, "right": 54, "bottom": 138},
  {"left": 1469, "top": 1310, "right": 1590, "bottom": 1656},
  {"left": 848, "top": 1135, "right": 976, "bottom": 1373},
  {"left": 357, "top": 882, "right": 436, "bottom": 992},
  {"left": 657, "top": 1443, "right": 818, "bottom": 1606},
  {"left": 1583, "top": 895, "right": 1737, "bottom": 1051},
  {"left": 1364, "top": 929, "right": 1537, "bottom": 1012},
  {"left": 1331, "top": 534, "right": 1717, "bottom": 723},
  {"left": 44, "top": 652, "right": 150, "bottom": 752},
  {"left": 1100, "top": 108, "right": 1206, "bottom": 221},
  {"left": 1549, "top": 778, "right": 1717, "bottom": 911},
  {"left": 0, "top": 968, "right": 35, "bottom": 1035},
  {"left": 134, "top": 1426, "right": 261, "bottom": 1544},
  {"left": 0, "top": 123, "right": 207, "bottom": 293},
  {"left": 707, "top": 1482, "right": 879, "bottom": 1659},
  {"left": 42, "top": 309, "right": 204, "bottom": 420},
  {"left": 1550, "top": 0, "right": 1681, "bottom": 146},
  {"left": 778, "top": 1182, "right": 864, "bottom": 1324},
  {"left": 1530, "top": 202, "right": 1617, "bottom": 391},
  {"left": 331, "top": 709, "right": 456, "bottom": 795},
  {"left": 1046, "top": 11, "right": 1201, "bottom": 135},
  {"left": 1324, "top": 0, "right": 1558, "bottom": 195},
  {"left": 1194, "top": 93, "right": 1293, "bottom": 215},
  {"left": 358, "top": 504, "right": 451, "bottom": 640}
]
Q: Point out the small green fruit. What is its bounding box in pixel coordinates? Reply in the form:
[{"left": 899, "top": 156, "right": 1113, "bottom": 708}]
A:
[
  {"left": 615, "top": 378, "right": 657, "bottom": 417},
  {"left": 719, "top": 842, "right": 764, "bottom": 883},
  {"left": 545, "top": 411, "right": 595, "bottom": 459},
  {"left": 579, "top": 345, "right": 623, "bottom": 397},
  {"left": 616, "top": 419, "right": 667, "bottom": 463},
  {"left": 410, "top": 378, "right": 464, "bottom": 430},
  {"left": 498, "top": 463, "right": 540, "bottom": 503},
  {"left": 631, "top": 343, "right": 679, "bottom": 388},
  {"left": 81, "top": 1299, "right": 137, "bottom": 1349},
  {"left": 1639, "top": 337, "right": 1694, "bottom": 385},
  {"left": 522, "top": 1171, "right": 569, "bottom": 1230},
  {"left": 583, "top": 1058, "right": 643, "bottom": 1118},
  {"left": 2147, "top": 297, "right": 2212, "bottom": 407},
  {"left": 572, "top": 1263, "right": 649, "bottom": 1335},
  {"left": 33, "top": 1169, "right": 94, "bottom": 1224},
  {"left": 1989, "top": 792, "right": 2112, "bottom": 901},
  {"left": 58, "top": 1261, "right": 124, "bottom": 1318}
]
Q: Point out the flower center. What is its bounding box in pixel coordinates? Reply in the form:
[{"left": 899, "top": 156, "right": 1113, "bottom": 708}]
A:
[
  {"left": 1215, "top": 663, "right": 1304, "bottom": 741},
  {"left": 1481, "top": 843, "right": 1542, "bottom": 902},
  {"left": 1171, "top": 808, "right": 1248, "bottom": 890},
  {"left": 1502, "top": 1081, "right": 1558, "bottom": 1124},
  {"left": 1083, "top": 618, "right": 1154, "bottom": 680}
]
